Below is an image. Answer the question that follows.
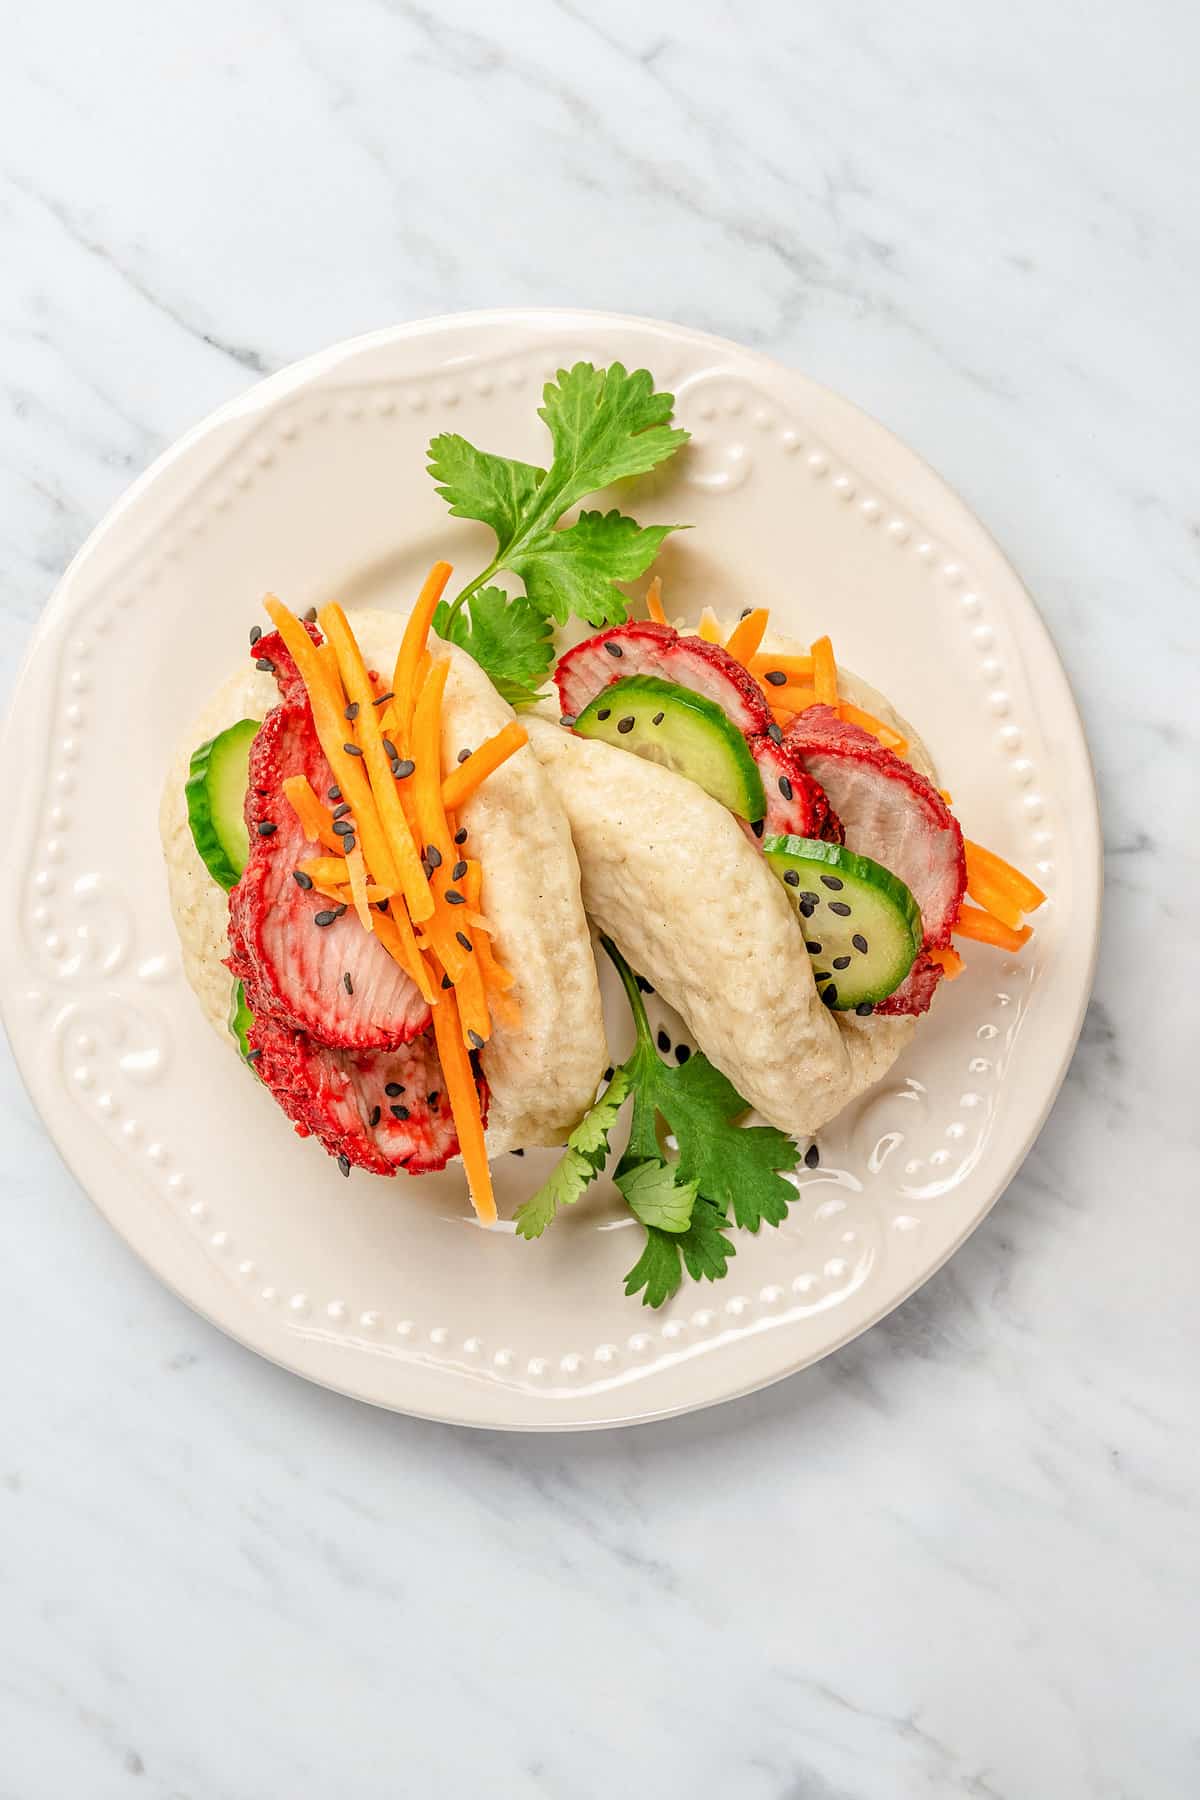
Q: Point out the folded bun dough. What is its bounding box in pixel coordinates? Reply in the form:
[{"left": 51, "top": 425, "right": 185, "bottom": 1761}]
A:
[
  {"left": 524, "top": 715, "right": 917, "bottom": 1138},
  {"left": 160, "top": 608, "right": 606, "bottom": 1153}
]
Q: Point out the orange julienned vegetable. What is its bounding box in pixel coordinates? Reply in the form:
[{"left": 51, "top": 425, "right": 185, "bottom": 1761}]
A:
[
  {"left": 391, "top": 562, "right": 452, "bottom": 745},
  {"left": 749, "top": 653, "right": 813, "bottom": 682},
  {"left": 696, "top": 607, "right": 723, "bottom": 643},
  {"left": 837, "top": 701, "right": 908, "bottom": 755},
  {"left": 761, "top": 682, "right": 818, "bottom": 714},
  {"left": 282, "top": 776, "right": 345, "bottom": 855},
  {"left": 440, "top": 722, "right": 527, "bottom": 813},
  {"left": 372, "top": 905, "right": 437, "bottom": 1004},
  {"left": 463, "top": 863, "right": 514, "bottom": 993},
  {"left": 964, "top": 841, "right": 1046, "bottom": 916},
  {"left": 811, "top": 635, "right": 838, "bottom": 707},
  {"left": 645, "top": 576, "right": 667, "bottom": 624},
  {"left": 409, "top": 659, "right": 474, "bottom": 991},
  {"left": 724, "top": 608, "right": 769, "bottom": 665},
  {"left": 344, "top": 842, "right": 373, "bottom": 932},
  {"left": 430, "top": 984, "right": 495, "bottom": 1225},
  {"left": 318, "top": 600, "right": 435, "bottom": 924},
  {"left": 928, "top": 946, "right": 966, "bottom": 979},
  {"left": 265, "top": 598, "right": 406, "bottom": 899},
  {"left": 953, "top": 904, "right": 1032, "bottom": 953}
]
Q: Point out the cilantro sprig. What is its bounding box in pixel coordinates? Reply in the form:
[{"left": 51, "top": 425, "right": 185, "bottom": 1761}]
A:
[
  {"left": 429, "top": 363, "right": 689, "bottom": 706},
  {"left": 514, "top": 939, "right": 801, "bottom": 1307}
]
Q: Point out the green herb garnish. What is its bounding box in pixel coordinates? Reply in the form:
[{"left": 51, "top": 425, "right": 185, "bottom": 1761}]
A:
[
  {"left": 429, "top": 363, "right": 689, "bottom": 706},
  {"left": 515, "top": 939, "right": 800, "bottom": 1307}
]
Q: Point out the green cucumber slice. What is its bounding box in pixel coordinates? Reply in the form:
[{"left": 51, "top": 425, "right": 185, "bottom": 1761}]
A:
[
  {"left": 185, "top": 718, "right": 260, "bottom": 890},
  {"left": 228, "top": 979, "right": 258, "bottom": 1071},
  {"left": 573, "top": 675, "right": 766, "bottom": 822},
  {"left": 763, "top": 835, "right": 922, "bottom": 1011}
]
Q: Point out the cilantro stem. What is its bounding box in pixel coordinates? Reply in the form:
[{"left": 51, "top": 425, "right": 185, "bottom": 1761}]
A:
[
  {"left": 441, "top": 559, "right": 502, "bottom": 629},
  {"left": 598, "top": 935, "right": 656, "bottom": 1053}
]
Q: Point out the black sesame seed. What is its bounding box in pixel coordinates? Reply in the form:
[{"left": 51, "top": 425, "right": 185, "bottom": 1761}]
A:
[
  {"left": 372, "top": 691, "right": 394, "bottom": 707},
  {"left": 767, "top": 722, "right": 783, "bottom": 746},
  {"left": 820, "top": 875, "right": 844, "bottom": 891},
  {"left": 636, "top": 976, "right": 654, "bottom": 995},
  {"left": 456, "top": 930, "right": 473, "bottom": 952},
  {"left": 617, "top": 716, "right": 636, "bottom": 734},
  {"left": 778, "top": 775, "right": 794, "bottom": 801},
  {"left": 337, "top": 1153, "right": 351, "bottom": 1177},
  {"left": 441, "top": 974, "right": 454, "bottom": 990},
  {"left": 332, "top": 818, "right": 355, "bottom": 837},
  {"left": 375, "top": 898, "right": 390, "bottom": 915},
  {"left": 304, "top": 607, "right": 318, "bottom": 623},
  {"left": 292, "top": 869, "right": 313, "bottom": 889},
  {"left": 751, "top": 819, "right": 765, "bottom": 839},
  {"left": 603, "top": 1067, "right": 615, "bottom": 1083},
  {"left": 739, "top": 606, "right": 753, "bottom": 619},
  {"left": 314, "top": 909, "right": 338, "bottom": 926},
  {"left": 256, "top": 820, "right": 277, "bottom": 836},
  {"left": 382, "top": 738, "right": 398, "bottom": 759},
  {"left": 467, "top": 1030, "right": 485, "bottom": 1049},
  {"left": 652, "top": 711, "right": 665, "bottom": 726},
  {"left": 334, "top": 903, "right": 347, "bottom": 917},
  {"left": 674, "top": 1043, "right": 691, "bottom": 1065},
  {"left": 852, "top": 933, "right": 869, "bottom": 953},
  {"left": 343, "top": 833, "right": 357, "bottom": 852},
  {"left": 784, "top": 870, "right": 800, "bottom": 887},
  {"left": 832, "top": 955, "right": 851, "bottom": 970},
  {"left": 368, "top": 1105, "right": 381, "bottom": 1128},
  {"left": 245, "top": 1048, "right": 262, "bottom": 1063},
  {"left": 343, "top": 971, "right": 354, "bottom": 994},
  {"left": 457, "top": 748, "right": 471, "bottom": 764},
  {"left": 560, "top": 714, "right": 577, "bottom": 728},
  {"left": 511, "top": 1146, "right": 524, "bottom": 1156},
  {"left": 815, "top": 968, "right": 831, "bottom": 981},
  {"left": 332, "top": 803, "right": 351, "bottom": 819},
  {"left": 327, "top": 785, "right": 341, "bottom": 801},
  {"left": 249, "top": 624, "right": 263, "bottom": 646},
  {"left": 445, "top": 890, "right": 465, "bottom": 905},
  {"left": 385, "top": 1082, "right": 404, "bottom": 1096},
  {"left": 255, "top": 656, "right": 276, "bottom": 674},
  {"left": 829, "top": 901, "right": 852, "bottom": 916},
  {"left": 855, "top": 1001, "right": 875, "bottom": 1017},
  {"left": 454, "top": 828, "right": 468, "bottom": 845},
  {"left": 805, "top": 940, "right": 823, "bottom": 954},
  {"left": 343, "top": 742, "right": 363, "bottom": 756},
  {"left": 800, "top": 891, "right": 820, "bottom": 906},
  {"left": 657, "top": 1029, "right": 671, "bottom": 1053},
  {"left": 597, "top": 708, "right": 611, "bottom": 722},
  {"left": 765, "top": 669, "right": 787, "bottom": 687},
  {"left": 804, "top": 1143, "right": 820, "bottom": 1169},
  {"left": 390, "top": 1103, "right": 410, "bottom": 1121},
  {"left": 428, "top": 1091, "right": 439, "bottom": 1108},
  {"left": 604, "top": 641, "right": 624, "bottom": 657},
  {"left": 799, "top": 900, "right": 815, "bottom": 918},
  {"left": 452, "top": 861, "right": 468, "bottom": 881},
  {"left": 421, "top": 860, "right": 433, "bottom": 880},
  {"left": 344, "top": 702, "right": 360, "bottom": 722},
  {"left": 393, "top": 758, "right": 415, "bottom": 780},
  {"left": 425, "top": 845, "right": 442, "bottom": 869},
  {"left": 822, "top": 984, "right": 839, "bottom": 1007}
]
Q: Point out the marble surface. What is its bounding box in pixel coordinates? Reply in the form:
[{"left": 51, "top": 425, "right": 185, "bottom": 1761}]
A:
[{"left": 2, "top": 2, "right": 1198, "bottom": 1794}]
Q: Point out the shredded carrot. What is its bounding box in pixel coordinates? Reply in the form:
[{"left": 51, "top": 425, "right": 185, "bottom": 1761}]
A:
[
  {"left": 318, "top": 601, "right": 435, "bottom": 924},
  {"left": 928, "top": 946, "right": 965, "bottom": 979},
  {"left": 317, "top": 640, "right": 342, "bottom": 694},
  {"left": 953, "top": 904, "right": 1032, "bottom": 953},
  {"left": 373, "top": 905, "right": 437, "bottom": 1004},
  {"left": 431, "top": 983, "right": 496, "bottom": 1224},
  {"left": 646, "top": 576, "right": 667, "bottom": 625},
  {"left": 837, "top": 701, "right": 908, "bottom": 755},
  {"left": 964, "top": 841, "right": 1046, "bottom": 916},
  {"left": 296, "top": 854, "right": 387, "bottom": 891},
  {"left": 344, "top": 842, "right": 372, "bottom": 932},
  {"left": 724, "top": 608, "right": 769, "bottom": 665},
  {"left": 811, "top": 635, "right": 838, "bottom": 707},
  {"left": 762, "top": 683, "right": 819, "bottom": 714},
  {"left": 282, "top": 776, "right": 344, "bottom": 855},
  {"left": 410, "top": 660, "right": 474, "bottom": 992},
  {"left": 939, "top": 789, "right": 953, "bottom": 805},
  {"left": 265, "top": 598, "right": 405, "bottom": 899},
  {"left": 749, "top": 654, "right": 813, "bottom": 682},
  {"left": 440, "top": 722, "right": 527, "bottom": 813},
  {"left": 696, "top": 607, "right": 723, "bottom": 643},
  {"left": 463, "top": 863, "right": 514, "bottom": 992},
  {"left": 770, "top": 705, "right": 798, "bottom": 727},
  {"left": 391, "top": 562, "right": 452, "bottom": 747}
]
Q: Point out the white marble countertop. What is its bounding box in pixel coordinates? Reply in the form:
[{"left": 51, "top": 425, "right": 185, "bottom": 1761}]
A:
[{"left": 2, "top": 4, "right": 1198, "bottom": 1795}]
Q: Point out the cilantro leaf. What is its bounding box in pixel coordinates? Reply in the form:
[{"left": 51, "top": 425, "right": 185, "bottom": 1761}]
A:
[
  {"left": 433, "top": 587, "right": 554, "bottom": 709},
  {"left": 537, "top": 362, "right": 690, "bottom": 504},
  {"left": 513, "top": 1069, "right": 630, "bottom": 1239},
  {"left": 615, "top": 1158, "right": 698, "bottom": 1234},
  {"left": 427, "top": 435, "right": 544, "bottom": 543},
  {"left": 662, "top": 1057, "right": 799, "bottom": 1233},
  {"left": 510, "top": 510, "right": 676, "bottom": 628},
  {"left": 623, "top": 1198, "right": 736, "bottom": 1308}
]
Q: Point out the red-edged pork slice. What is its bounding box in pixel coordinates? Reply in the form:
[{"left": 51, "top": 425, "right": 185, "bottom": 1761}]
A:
[
  {"left": 785, "top": 707, "right": 965, "bottom": 1017},
  {"left": 228, "top": 700, "right": 430, "bottom": 1051},
  {"left": 247, "top": 1014, "right": 479, "bottom": 1176},
  {"left": 748, "top": 731, "right": 844, "bottom": 845},
  {"left": 556, "top": 622, "right": 772, "bottom": 736}
]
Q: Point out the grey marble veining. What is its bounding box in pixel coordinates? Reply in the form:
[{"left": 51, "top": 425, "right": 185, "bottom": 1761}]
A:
[{"left": 2, "top": 2, "right": 1198, "bottom": 1795}]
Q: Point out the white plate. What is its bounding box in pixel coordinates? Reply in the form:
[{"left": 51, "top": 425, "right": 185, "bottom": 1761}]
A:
[{"left": 0, "top": 310, "right": 1100, "bottom": 1430}]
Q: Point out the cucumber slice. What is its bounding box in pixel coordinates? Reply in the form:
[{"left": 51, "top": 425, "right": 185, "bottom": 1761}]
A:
[
  {"left": 228, "top": 979, "right": 258, "bottom": 1071},
  {"left": 573, "top": 676, "right": 766, "bottom": 822},
  {"left": 763, "top": 835, "right": 922, "bottom": 1012},
  {"left": 185, "top": 718, "right": 260, "bottom": 890}
]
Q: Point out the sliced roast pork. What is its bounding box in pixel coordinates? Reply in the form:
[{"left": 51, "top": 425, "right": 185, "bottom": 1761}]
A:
[
  {"left": 748, "top": 730, "right": 844, "bottom": 844},
  {"left": 556, "top": 622, "right": 772, "bottom": 736}
]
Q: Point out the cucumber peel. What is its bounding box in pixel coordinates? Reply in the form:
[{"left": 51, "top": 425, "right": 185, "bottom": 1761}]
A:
[
  {"left": 185, "top": 717, "right": 260, "bottom": 890},
  {"left": 763, "top": 835, "right": 922, "bottom": 1011},
  {"left": 573, "top": 675, "right": 766, "bottom": 821}
]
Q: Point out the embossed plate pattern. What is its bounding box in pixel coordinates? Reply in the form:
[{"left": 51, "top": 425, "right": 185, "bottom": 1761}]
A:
[{"left": 0, "top": 311, "right": 1101, "bottom": 1429}]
